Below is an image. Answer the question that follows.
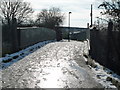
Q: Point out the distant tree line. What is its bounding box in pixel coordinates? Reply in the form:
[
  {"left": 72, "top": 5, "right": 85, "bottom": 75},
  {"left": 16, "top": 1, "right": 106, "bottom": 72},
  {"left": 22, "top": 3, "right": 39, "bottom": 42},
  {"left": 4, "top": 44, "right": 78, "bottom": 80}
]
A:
[
  {"left": 35, "top": 7, "right": 64, "bottom": 29},
  {"left": 0, "top": 0, "right": 65, "bottom": 29},
  {"left": 0, "top": 0, "right": 33, "bottom": 26}
]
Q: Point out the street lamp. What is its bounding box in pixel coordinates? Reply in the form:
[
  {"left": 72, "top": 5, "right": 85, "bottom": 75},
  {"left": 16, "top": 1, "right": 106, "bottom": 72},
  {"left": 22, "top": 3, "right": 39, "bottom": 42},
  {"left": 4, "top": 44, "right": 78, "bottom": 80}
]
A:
[{"left": 68, "top": 12, "right": 72, "bottom": 42}]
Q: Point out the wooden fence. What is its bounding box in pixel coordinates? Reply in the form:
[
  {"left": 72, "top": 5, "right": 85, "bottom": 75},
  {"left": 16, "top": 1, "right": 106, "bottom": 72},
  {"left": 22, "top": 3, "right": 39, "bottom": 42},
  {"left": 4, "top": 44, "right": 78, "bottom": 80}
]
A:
[
  {"left": 2, "top": 19, "right": 90, "bottom": 57},
  {"left": 2, "top": 19, "right": 56, "bottom": 56},
  {"left": 90, "top": 21, "right": 120, "bottom": 75}
]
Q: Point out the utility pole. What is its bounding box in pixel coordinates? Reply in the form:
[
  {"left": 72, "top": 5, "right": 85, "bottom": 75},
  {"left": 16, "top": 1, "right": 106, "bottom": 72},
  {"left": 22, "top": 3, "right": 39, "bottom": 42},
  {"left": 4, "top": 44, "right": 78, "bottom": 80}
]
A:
[
  {"left": 68, "top": 12, "right": 72, "bottom": 42},
  {"left": 90, "top": 4, "right": 93, "bottom": 27}
]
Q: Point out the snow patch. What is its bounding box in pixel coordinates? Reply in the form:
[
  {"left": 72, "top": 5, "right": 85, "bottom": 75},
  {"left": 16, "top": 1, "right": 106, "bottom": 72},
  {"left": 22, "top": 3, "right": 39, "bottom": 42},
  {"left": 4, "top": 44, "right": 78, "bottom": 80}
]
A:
[
  {"left": 0, "top": 40, "right": 55, "bottom": 69},
  {"left": 90, "top": 60, "right": 120, "bottom": 89}
]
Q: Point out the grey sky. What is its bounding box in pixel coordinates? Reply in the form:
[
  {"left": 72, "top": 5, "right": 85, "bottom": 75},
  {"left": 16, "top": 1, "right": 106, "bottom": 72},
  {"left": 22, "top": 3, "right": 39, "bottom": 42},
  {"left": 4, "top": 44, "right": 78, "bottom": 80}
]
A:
[{"left": 25, "top": 0, "right": 102, "bottom": 27}]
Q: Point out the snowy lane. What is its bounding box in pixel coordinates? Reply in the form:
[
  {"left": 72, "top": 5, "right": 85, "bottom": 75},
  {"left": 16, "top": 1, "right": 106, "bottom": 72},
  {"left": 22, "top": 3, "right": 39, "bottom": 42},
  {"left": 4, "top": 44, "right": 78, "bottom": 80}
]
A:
[{"left": 2, "top": 41, "right": 103, "bottom": 88}]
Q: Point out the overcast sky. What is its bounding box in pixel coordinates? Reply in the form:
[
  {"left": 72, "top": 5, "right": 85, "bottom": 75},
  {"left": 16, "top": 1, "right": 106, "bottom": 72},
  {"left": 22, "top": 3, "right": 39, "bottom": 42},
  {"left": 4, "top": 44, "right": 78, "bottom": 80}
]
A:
[{"left": 24, "top": 0, "right": 102, "bottom": 28}]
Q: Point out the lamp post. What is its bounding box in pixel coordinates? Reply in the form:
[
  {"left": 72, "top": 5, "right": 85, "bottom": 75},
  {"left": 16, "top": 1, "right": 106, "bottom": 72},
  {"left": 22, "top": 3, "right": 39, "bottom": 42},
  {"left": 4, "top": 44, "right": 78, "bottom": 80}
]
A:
[
  {"left": 90, "top": 4, "right": 93, "bottom": 27},
  {"left": 68, "top": 12, "right": 72, "bottom": 42}
]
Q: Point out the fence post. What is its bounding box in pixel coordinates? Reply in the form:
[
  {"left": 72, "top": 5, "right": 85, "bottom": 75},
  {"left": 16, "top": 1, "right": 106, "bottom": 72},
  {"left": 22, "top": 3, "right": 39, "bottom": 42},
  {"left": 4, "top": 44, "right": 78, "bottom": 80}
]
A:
[
  {"left": 87, "top": 23, "right": 89, "bottom": 29},
  {"left": 118, "top": 21, "right": 120, "bottom": 59},
  {"left": 56, "top": 27, "right": 62, "bottom": 41},
  {"left": 0, "top": 17, "right": 2, "bottom": 89},
  {"left": 107, "top": 20, "right": 113, "bottom": 65},
  {"left": 11, "top": 18, "right": 19, "bottom": 52},
  {"left": 0, "top": 18, "right": 2, "bottom": 57}
]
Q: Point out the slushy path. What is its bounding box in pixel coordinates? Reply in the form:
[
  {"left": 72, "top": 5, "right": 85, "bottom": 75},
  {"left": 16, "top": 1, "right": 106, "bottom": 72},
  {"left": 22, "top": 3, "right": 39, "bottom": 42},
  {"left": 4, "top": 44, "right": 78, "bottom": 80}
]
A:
[{"left": 2, "top": 41, "right": 103, "bottom": 88}]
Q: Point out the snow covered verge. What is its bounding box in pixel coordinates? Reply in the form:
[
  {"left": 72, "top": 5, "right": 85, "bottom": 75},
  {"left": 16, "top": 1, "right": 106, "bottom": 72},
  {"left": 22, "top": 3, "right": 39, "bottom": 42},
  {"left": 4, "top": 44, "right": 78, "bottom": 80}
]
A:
[
  {"left": 0, "top": 40, "right": 55, "bottom": 69},
  {"left": 0, "top": 39, "right": 90, "bottom": 69},
  {"left": 84, "top": 56, "right": 120, "bottom": 89},
  {"left": 0, "top": 39, "right": 120, "bottom": 89}
]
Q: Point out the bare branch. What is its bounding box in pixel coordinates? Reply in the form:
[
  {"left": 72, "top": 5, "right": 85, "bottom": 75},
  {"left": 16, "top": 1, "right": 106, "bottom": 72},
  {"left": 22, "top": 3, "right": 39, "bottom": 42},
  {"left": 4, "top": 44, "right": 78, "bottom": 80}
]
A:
[
  {"left": 36, "top": 7, "right": 65, "bottom": 28},
  {"left": 0, "top": 0, "right": 34, "bottom": 25}
]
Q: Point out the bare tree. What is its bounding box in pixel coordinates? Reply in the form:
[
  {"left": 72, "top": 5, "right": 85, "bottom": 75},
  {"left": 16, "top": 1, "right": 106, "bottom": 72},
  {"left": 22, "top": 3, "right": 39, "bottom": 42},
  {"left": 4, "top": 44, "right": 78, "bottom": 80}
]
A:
[
  {"left": 98, "top": 0, "right": 120, "bottom": 71},
  {"left": 98, "top": 0, "right": 120, "bottom": 24},
  {"left": 36, "top": 7, "right": 64, "bottom": 29},
  {"left": 0, "top": 0, "right": 34, "bottom": 25}
]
